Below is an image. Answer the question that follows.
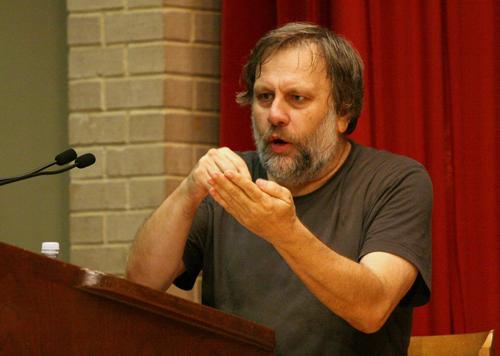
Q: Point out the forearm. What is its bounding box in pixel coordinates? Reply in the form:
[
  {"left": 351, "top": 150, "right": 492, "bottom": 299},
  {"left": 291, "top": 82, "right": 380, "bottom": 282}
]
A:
[
  {"left": 126, "top": 179, "right": 201, "bottom": 291},
  {"left": 273, "top": 222, "right": 395, "bottom": 333}
]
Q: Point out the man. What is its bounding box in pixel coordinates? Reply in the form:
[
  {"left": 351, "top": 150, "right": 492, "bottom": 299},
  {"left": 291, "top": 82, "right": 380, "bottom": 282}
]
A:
[{"left": 126, "top": 23, "right": 432, "bottom": 355}]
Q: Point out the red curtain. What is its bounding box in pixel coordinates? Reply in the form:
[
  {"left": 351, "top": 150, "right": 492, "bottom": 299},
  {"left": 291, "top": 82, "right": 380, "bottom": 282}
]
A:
[{"left": 221, "top": 0, "right": 499, "bottom": 343}]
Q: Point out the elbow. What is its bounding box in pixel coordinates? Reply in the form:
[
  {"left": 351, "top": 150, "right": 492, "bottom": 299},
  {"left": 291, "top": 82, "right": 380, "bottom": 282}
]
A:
[
  {"left": 125, "top": 260, "right": 145, "bottom": 285},
  {"left": 350, "top": 305, "right": 391, "bottom": 334},
  {"left": 125, "top": 248, "right": 143, "bottom": 282},
  {"left": 125, "top": 253, "right": 139, "bottom": 281},
  {"left": 126, "top": 267, "right": 166, "bottom": 291},
  {"left": 355, "top": 317, "right": 386, "bottom": 334},
  {"left": 125, "top": 256, "right": 179, "bottom": 291},
  {"left": 125, "top": 259, "right": 158, "bottom": 289},
  {"left": 125, "top": 263, "right": 138, "bottom": 282}
]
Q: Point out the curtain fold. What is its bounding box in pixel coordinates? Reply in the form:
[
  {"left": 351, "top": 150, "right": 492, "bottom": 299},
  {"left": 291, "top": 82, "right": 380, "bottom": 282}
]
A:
[{"left": 220, "top": 0, "right": 499, "bottom": 343}]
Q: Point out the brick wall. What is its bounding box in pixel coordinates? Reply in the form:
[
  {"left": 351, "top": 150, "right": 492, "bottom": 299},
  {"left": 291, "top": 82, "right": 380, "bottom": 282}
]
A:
[{"left": 67, "top": 0, "right": 221, "bottom": 302}]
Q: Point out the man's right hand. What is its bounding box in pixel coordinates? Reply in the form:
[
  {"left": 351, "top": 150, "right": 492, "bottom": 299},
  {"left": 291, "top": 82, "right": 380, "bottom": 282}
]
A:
[
  {"left": 185, "top": 147, "right": 252, "bottom": 204},
  {"left": 126, "top": 147, "right": 251, "bottom": 290}
]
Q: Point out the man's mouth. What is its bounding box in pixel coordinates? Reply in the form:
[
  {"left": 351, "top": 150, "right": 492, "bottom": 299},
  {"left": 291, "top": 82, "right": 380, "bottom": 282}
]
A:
[
  {"left": 271, "top": 138, "right": 288, "bottom": 145},
  {"left": 268, "top": 136, "right": 293, "bottom": 153}
]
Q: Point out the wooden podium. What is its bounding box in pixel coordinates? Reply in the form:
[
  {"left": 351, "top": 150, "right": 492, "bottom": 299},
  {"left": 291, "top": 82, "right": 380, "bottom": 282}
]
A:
[{"left": 0, "top": 242, "right": 275, "bottom": 355}]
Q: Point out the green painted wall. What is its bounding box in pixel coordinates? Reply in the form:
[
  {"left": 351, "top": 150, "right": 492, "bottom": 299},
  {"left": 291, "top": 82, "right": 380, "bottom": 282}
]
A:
[{"left": 0, "top": 1, "right": 69, "bottom": 261}]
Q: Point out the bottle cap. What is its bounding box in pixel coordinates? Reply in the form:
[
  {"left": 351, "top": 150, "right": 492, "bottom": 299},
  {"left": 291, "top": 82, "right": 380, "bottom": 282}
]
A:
[{"left": 41, "top": 242, "right": 60, "bottom": 255}]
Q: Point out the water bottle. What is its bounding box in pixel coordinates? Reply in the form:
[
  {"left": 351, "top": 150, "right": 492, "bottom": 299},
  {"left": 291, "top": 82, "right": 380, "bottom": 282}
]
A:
[{"left": 41, "top": 242, "right": 60, "bottom": 259}]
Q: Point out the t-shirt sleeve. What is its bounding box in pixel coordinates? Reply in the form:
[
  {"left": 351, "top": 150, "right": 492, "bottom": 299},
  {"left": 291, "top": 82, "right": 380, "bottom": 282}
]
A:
[
  {"left": 360, "top": 161, "right": 433, "bottom": 306},
  {"left": 173, "top": 198, "right": 211, "bottom": 290}
]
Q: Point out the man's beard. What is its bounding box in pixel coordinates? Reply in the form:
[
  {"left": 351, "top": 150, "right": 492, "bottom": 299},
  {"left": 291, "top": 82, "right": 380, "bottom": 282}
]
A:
[{"left": 252, "top": 110, "right": 342, "bottom": 187}]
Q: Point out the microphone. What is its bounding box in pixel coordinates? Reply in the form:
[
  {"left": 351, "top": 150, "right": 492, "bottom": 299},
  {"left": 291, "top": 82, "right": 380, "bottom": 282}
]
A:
[
  {"left": 55, "top": 148, "right": 78, "bottom": 166},
  {"left": 0, "top": 150, "right": 96, "bottom": 186},
  {"left": 34, "top": 153, "right": 97, "bottom": 176},
  {"left": 0, "top": 148, "right": 77, "bottom": 182},
  {"left": 75, "top": 153, "right": 96, "bottom": 168}
]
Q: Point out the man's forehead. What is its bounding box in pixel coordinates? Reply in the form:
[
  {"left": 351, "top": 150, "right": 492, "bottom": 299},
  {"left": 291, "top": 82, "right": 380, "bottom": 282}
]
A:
[{"left": 258, "top": 42, "right": 327, "bottom": 76}]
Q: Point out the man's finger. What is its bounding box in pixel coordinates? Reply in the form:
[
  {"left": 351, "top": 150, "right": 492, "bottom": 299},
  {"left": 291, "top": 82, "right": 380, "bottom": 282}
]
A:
[
  {"left": 224, "top": 170, "right": 262, "bottom": 201},
  {"left": 206, "top": 147, "right": 251, "bottom": 180},
  {"left": 210, "top": 172, "right": 250, "bottom": 213},
  {"left": 256, "top": 179, "right": 292, "bottom": 203},
  {"left": 218, "top": 147, "right": 252, "bottom": 180},
  {"left": 205, "top": 148, "right": 236, "bottom": 173},
  {"left": 198, "top": 154, "right": 224, "bottom": 176}
]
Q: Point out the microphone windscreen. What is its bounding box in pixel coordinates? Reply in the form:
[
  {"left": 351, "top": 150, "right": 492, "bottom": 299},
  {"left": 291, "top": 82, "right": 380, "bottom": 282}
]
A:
[
  {"left": 75, "top": 153, "right": 96, "bottom": 168},
  {"left": 55, "top": 148, "right": 77, "bottom": 165}
]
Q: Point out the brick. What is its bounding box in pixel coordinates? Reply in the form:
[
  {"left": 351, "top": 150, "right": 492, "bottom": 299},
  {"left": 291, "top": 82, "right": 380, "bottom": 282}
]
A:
[
  {"left": 106, "top": 211, "right": 150, "bottom": 243},
  {"left": 69, "top": 113, "right": 126, "bottom": 145},
  {"left": 165, "top": 113, "right": 218, "bottom": 144},
  {"left": 129, "top": 177, "right": 168, "bottom": 209},
  {"left": 67, "top": 0, "right": 123, "bottom": 12},
  {"left": 164, "top": 45, "right": 192, "bottom": 74},
  {"left": 165, "top": 45, "right": 219, "bottom": 76},
  {"left": 70, "top": 180, "right": 127, "bottom": 211},
  {"left": 192, "top": 46, "right": 220, "bottom": 75},
  {"left": 71, "top": 245, "right": 129, "bottom": 274},
  {"left": 195, "top": 80, "right": 220, "bottom": 111},
  {"left": 128, "top": 45, "right": 165, "bottom": 75},
  {"left": 69, "top": 47, "right": 124, "bottom": 79},
  {"left": 164, "top": 77, "right": 193, "bottom": 109},
  {"left": 70, "top": 214, "right": 104, "bottom": 244},
  {"left": 164, "top": 11, "right": 191, "bottom": 41},
  {"left": 67, "top": 15, "right": 101, "bottom": 45},
  {"left": 106, "top": 78, "right": 164, "bottom": 109},
  {"left": 69, "top": 81, "right": 102, "bottom": 111},
  {"left": 128, "top": 0, "right": 163, "bottom": 8},
  {"left": 164, "top": 145, "right": 195, "bottom": 175},
  {"left": 129, "top": 112, "right": 165, "bottom": 142},
  {"left": 107, "top": 145, "right": 165, "bottom": 176},
  {"left": 194, "top": 12, "right": 220, "bottom": 43},
  {"left": 163, "top": 0, "right": 221, "bottom": 10},
  {"left": 70, "top": 147, "right": 105, "bottom": 179},
  {"left": 105, "top": 11, "right": 164, "bottom": 44}
]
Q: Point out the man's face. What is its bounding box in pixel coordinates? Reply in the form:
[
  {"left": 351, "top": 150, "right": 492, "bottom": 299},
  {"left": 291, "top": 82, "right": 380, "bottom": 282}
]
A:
[{"left": 251, "top": 44, "right": 347, "bottom": 186}]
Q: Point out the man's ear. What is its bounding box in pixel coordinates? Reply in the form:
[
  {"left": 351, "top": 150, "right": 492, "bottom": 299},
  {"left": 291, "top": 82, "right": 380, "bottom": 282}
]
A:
[{"left": 336, "top": 116, "right": 350, "bottom": 134}]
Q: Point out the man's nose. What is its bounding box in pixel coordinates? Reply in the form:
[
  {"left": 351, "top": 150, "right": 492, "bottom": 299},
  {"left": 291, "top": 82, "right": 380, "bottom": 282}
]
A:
[{"left": 268, "top": 97, "right": 290, "bottom": 127}]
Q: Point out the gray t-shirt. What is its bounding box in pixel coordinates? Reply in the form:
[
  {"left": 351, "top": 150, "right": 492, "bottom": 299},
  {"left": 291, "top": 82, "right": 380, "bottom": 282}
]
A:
[{"left": 175, "top": 141, "right": 432, "bottom": 355}]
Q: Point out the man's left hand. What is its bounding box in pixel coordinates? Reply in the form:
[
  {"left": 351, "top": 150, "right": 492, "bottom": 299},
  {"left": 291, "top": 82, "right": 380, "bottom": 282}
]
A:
[{"left": 208, "top": 170, "right": 299, "bottom": 245}]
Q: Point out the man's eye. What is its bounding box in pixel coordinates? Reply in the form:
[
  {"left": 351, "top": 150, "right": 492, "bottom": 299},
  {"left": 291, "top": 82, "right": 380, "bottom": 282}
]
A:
[
  {"left": 257, "top": 93, "right": 274, "bottom": 101},
  {"left": 292, "top": 95, "right": 305, "bottom": 102}
]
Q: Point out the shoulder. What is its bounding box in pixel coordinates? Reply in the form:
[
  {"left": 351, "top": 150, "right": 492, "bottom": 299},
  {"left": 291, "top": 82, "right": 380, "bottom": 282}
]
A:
[
  {"left": 353, "top": 143, "right": 426, "bottom": 172},
  {"left": 344, "top": 142, "right": 433, "bottom": 223},
  {"left": 350, "top": 142, "right": 432, "bottom": 191}
]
